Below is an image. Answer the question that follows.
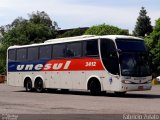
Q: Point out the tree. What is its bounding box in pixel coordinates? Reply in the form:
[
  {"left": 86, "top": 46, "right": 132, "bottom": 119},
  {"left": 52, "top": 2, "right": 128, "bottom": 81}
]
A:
[
  {"left": 0, "top": 44, "right": 7, "bottom": 74},
  {"left": 0, "top": 34, "right": 2, "bottom": 43},
  {"left": 0, "top": 11, "right": 58, "bottom": 45},
  {"left": 133, "top": 7, "right": 153, "bottom": 37},
  {"left": 29, "top": 11, "right": 59, "bottom": 30},
  {"left": 145, "top": 18, "right": 160, "bottom": 75},
  {"left": 85, "top": 24, "right": 129, "bottom": 35},
  {"left": 0, "top": 11, "right": 59, "bottom": 74}
]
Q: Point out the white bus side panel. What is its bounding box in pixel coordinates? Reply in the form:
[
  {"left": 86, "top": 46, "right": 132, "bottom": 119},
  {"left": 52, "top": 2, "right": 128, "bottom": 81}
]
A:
[
  {"left": 8, "top": 72, "right": 23, "bottom": 87},
  {"left": 71, "top": 71, "right": 86, "bottom": 90},
  {"left": 8, "top": 70, "right": 122, "bottom": 91}
]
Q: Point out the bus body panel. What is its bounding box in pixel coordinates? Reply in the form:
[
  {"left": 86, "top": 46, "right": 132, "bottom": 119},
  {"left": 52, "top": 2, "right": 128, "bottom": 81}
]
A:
[
  {"left": 71, "top": 71, "right": 86, "bottom": 90},
  {"left": 7, "top": 58, "right": 105, "bottom": 90},
  {"left": 7, "top": 70, "right": 152, "bottom": 91},
  {"left": 7, "top": 35, "right": 152, "bottom": 93}
]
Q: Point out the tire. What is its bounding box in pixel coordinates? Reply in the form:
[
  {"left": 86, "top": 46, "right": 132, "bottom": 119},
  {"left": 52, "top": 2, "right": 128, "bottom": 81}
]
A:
[
  {"left": 35, "top": 79, "right": 44, "bottom": 93},
  {"left": 25, "top": 80, "right": 33, "bottom": 92},
  {"left": 89, "top": 81, "right": 101, "bottom": 96}
]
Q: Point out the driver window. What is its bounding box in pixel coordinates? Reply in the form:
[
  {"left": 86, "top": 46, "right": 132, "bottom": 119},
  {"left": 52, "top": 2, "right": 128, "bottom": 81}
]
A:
[{"left": 100, "top": 39, "right": 119, "bottom": 75}]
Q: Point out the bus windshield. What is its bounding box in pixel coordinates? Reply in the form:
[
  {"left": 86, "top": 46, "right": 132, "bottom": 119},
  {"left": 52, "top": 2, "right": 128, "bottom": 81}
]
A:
[{"left": 116, "top": 39, "right": 151, "bottom": 77}]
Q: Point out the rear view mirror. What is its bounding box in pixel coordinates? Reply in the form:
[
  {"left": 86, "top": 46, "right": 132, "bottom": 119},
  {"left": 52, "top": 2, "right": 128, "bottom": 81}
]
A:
[{"left": 116, "top": 49, "right": 122, "bottom": 55}]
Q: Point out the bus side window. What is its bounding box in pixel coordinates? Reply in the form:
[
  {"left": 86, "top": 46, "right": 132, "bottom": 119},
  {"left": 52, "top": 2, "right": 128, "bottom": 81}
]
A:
[
  {"left": 83, "top": 40, "right": 99, "bottom": 57},
  {"left": 28, "top": 47, "right": 39, "bottom": 61},
  {"left": 8, "top": 49, "right": 16, "bottom": 62},
  {"left": 52, "top": 44, "right": 66, "bottom": 58},
  {"left": 16, "top": 48, "right": 27, "bottom": 61},
  {"left": 100, "top": 39, "right": 119, "bottom": 75},
  {"left": 39, "top": 45, "right": 52, "bottom": 60},
  {"left": 66, "top": 42, "right": 82, "bottom": 58}
]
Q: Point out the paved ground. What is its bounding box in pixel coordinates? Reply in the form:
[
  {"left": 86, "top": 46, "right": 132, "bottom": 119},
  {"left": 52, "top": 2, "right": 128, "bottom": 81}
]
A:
[{"left": 0, "top": 83, "right": 160, "bottom": 115}]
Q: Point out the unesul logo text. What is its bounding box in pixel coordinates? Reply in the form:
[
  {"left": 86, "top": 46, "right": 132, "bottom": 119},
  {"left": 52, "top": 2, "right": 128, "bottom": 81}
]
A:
[{"left": 16, "top": 61, "right": 71, "bottom": 71}]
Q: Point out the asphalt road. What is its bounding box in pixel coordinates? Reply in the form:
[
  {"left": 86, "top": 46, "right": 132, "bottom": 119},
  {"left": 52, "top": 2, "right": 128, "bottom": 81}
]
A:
[{"left": 0, "top": 83, "right": 160, "bottom": 119}]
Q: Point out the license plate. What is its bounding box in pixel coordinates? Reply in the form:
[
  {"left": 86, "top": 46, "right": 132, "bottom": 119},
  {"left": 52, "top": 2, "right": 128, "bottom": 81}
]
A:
[{"left": 138, "top": 86, "right": 143, "bottom": 90}]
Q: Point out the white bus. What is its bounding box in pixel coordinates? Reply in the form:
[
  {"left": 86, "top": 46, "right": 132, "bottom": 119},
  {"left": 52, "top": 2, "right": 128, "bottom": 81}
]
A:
[{"left": 7, "top": 35, "right": 152, "bottom": 95}]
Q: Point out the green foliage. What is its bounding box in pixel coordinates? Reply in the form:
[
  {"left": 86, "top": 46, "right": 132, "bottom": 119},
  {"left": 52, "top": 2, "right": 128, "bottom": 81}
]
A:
[
  {"left": 0, "top": 44, "right": 7, "bottom": 74},
  {"left": 133, "top": 7, "right": 153, "bottom": 37},
  {"left": 58, "top": 28, "right": 88, "bottom": 38},
  {"left": 0, "top": 35, "right": 2, "bottom": 43},
  {"left": 85, "top": 24, "right": 129, "bottom": 35},
  {"left": 1, "top": 11, "right": 58, "bottom": 45},
  {"left": 0, "top": 11, "right": 58, "bottom": 74},
  {"left": 145, "top": 18, "right": 160, "bottom": 75}
]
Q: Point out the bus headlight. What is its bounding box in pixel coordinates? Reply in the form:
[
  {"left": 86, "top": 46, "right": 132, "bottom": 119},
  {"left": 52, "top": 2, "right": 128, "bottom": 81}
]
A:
[{"left": 122, "top": 80, "right": 132, "bottom": 84}]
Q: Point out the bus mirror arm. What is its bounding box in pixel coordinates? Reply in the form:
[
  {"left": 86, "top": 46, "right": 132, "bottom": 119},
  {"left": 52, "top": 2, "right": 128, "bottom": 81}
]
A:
[
  {"left": 114, "top": 75, "right": 120, "bottom": 79},
  {"left": 116, "top": 49, "right": 122, "bottom": 54}
]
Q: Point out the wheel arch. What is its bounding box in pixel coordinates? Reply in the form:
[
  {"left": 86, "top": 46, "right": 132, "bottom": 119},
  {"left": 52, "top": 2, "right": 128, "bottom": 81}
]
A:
[{"left": 87, "top": 76, "right": 102, "bottom": 91}]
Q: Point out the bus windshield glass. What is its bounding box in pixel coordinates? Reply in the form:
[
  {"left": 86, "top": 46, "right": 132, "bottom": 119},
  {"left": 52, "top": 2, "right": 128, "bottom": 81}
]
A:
[
  {"left": 116, "top": 39, "right": 151, "bottom": 77},
  {"left": 116, "top": 39, "right": 147, "bottom": 52}
]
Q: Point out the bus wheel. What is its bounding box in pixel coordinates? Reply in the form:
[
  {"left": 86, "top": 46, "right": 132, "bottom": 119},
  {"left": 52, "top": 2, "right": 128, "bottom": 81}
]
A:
[
  {"left": 89, "top": 80, "right": 101, "bottom": 96},
  {"left": 24, "top": 79, "right": 33, "bottom": 92},
  {"left": 35, "top": 78, "right": 44, "bottom": 93}
]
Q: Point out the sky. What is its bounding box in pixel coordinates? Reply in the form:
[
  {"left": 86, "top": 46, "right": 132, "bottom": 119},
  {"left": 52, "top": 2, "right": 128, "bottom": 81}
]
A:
[{"left": 0, "top": 0, "right": 160, "bottom": 33}]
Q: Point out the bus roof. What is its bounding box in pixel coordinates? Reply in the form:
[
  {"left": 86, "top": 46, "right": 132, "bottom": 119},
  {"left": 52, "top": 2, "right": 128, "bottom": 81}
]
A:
[{"left": 8, "top": 35, "right": 143, "bottom": 49}]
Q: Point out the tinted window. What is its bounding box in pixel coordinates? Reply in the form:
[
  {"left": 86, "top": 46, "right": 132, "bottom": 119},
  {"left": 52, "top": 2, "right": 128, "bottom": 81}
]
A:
[
  {"left": 116, "top": 39, "right": 147, "bottom": 52},
  {"left": 17, "top": 48, "right": 27, "bottom": 61},
  {"left": 53, "top": 44, "right": 66, "bottom": 58},
  {"left": 40, "top": 45, "right": 52, "bottom": 60},
  {"left": 100, "top": 39, "right": 119, "bottom": 75},
  {"left": 101, "top": 39, "right": 117, "bottom": 58},
  {"left": 66, "top": 42, "right": 82, "bottom": 57},
  {"left": 28, "top": 47, "right": 38, "bottom": 61},
  {"left": 83, "top": 40, "right": 99, "bottom": 57},
  {"left": 8, "top": 49, "right": 16, "bottom": 61}
]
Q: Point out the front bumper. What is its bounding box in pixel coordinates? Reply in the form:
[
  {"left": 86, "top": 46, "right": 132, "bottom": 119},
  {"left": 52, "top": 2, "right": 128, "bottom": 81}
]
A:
[{"left": 120, "top": 83, "right": 152, "bottom": 92}]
